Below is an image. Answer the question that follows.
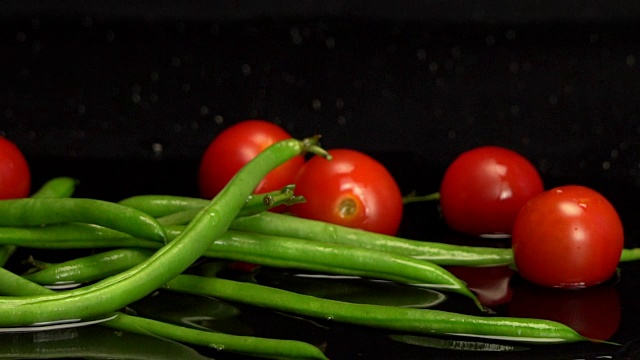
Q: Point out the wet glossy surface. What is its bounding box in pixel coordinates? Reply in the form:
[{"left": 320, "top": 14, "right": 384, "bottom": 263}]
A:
[{"left": 2, "top": 7, "right": 640, "bottom": 359}]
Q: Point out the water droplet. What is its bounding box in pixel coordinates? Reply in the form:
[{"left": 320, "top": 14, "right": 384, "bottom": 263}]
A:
[
  {"left": 326, "top": 37, "right": 335, "bottom": 49},
  {"left": 151, "top": 143, "right": 163, "bottom": 155},
  {"left": 626, "top": 54, "right": 636, "bottom": 67},
  {"left": 241, "top": 64, "right": 251, "bottom": 76}
]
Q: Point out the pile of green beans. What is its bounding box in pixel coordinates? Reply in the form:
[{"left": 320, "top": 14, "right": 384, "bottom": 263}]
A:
[{"left": 0, "top": 137, "right": 632, "bottom": 359}]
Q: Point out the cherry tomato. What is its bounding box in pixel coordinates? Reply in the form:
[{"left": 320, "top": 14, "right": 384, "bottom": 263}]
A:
[
  {"left": 198, "top": 120, "right": 305, "bottom": 199},
  {"left": 439, "top": 146, "right": 544, "bottom": 236},
  {"left": 508, "top": 282, "right": 621, "bottom": 340},
  {"left": 447, "top": 265, "right": 515, "bottom": 307},
  {"left": 512, "top": 185, "right": 624, "bottom": 288},
  {"left": 291, "top": 149, "right": 403, "bottom": 235},
  {"left": 0, "top": 137, "right": 31, "bottom": 199}
]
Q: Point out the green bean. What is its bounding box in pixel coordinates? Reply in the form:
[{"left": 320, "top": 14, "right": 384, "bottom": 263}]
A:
[
  {"left": 118, "top": 195, "right": 209, "bottom": 217},
  {"left": 30, "top": 177, "right": 78, "bottom": 199},
  {"left": 0, "top": 245, "right": 16, "bottom": 267},
  {"left": 620, "top": 248, "right": 640, "bottom": 262},
  {"left": 0, "top": 198, "right": 166, "bottom": 242},
  {"left": 0, "top": 262, "right": 328, "bottom": 359},
  {"left": 23, "top": 248, "right": 156, "bottom": 285},
  {"left": 155, "top": 185, "right": 304, "bottom": 226},
  {"left": 0, "top": 267, "right": 53, "bottom": 296},
  {"left": 8, "top": 225, "right": 484, "bottom": 310},
  {"left": 119, "top": 194, "right": 515, "bottom": 267},
  {"left": 104, "top": 312, "right": 328, "bottom": 360},
  {"left": 202, "top": 230, "right": 485, "bottom": 310},
  {"left": 231, "top": 212, "right": 514, "bottom": 266},
  {"left": 0, "top": 223, "right": 161, "bottom": 249},
  {"left": 0, "top": 137, "right": 328, "bottom": 327},
  {"left": 0, "top": 177, "right": 78, "bottom": 271},
  {"left": 165, "top": 274, "right": 588, "bottom": 344}
]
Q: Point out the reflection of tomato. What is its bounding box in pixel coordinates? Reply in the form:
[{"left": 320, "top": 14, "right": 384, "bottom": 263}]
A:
[
  {"left": 508, "top": 282, "right": 621, "bottom": 341},
  {"left": 439, "top": 146, "right": 544, "bottom": 236},
  {"left": 291, "top": 149, "right": 403, "bottom": 235},
  {"left": 512, "top": 185, "right": 624, "bottom": 288},
  {"left": 447, "top": 266, "right": 515, "bottom": 307},
  {"left": 0, "top": 137, "right": 31, "bottom": 199},
  {"left": 198, "top": 120, "right": 305, "bottom": 199}
]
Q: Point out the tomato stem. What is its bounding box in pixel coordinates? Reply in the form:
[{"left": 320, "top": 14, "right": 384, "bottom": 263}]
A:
[{"left": 403, "top": 192, "right": 441, "bottom": 204}]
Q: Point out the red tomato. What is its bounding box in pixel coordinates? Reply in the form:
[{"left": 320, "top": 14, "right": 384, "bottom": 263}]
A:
[
  {"left": 198, "top": 120, "right": 305, "bottom": 199},
  {"left": 508, "top": 283, "right": 621, "bottom": 340},
  {"left": 447, "top": 265, "right": 515, "bottom": 307},
  {"left": 439, "top": 146, "right": 544, "bottom": 236},
  {"left": 291, "top": 149, "right": 403, "bottom": 235},
  {"left": 0, "top": 137, "right": 31, "bottom": 199},
  {"left": 512, "top": 185, "right": 624, "bottom": 288}
]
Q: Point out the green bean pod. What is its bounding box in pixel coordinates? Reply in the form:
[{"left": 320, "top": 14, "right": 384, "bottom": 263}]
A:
[
  {"left": 0, "top": 223, "right": 161, "bottom": 249},
  {"left": 118, "top": 195, "right": 209, "bottom": 217},
  {"left": 23, "top": 248, "right": 156, "bottom": 285},
  {"left": 0, "top": 137, "right": 328, "bottom": 327},
  {"left": 0, "top": 264, "right": 328, "bottom": 360},
  {"left": 0, "top": 245, "right": 16, "bottom": 268},
  {"left": 231, "top": 212, "right": 514, "bottom": 266},
  {"left": 155, "top": 185, "right": 304, "bottom": 226},
  {"left": 0, "top": 198, "right": 166, "bottom": 242},
  {"left": 200, "top": 230, "right": 485, "bottom": 310},
  {"left": 8, "top": 224, "right": 484, "bottom": 310},
  {"left": 30, "top": 177, "right": 79, "bottom": 199},
  {"left": 166, "top": 274, "right": 588, "bottom": 344}
]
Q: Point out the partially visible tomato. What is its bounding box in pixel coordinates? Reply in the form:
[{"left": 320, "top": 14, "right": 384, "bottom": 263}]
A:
[
  {"left": 198, "top": 120, "right": 305, "bottom": 200},
  {"left": 291, "top": 149, "right": 403, "bottom": 235},
  {"left": 0, "top": 137, "right": 31, "bottom": 199},
  {"left": 512, "top": 185, "right": 624, "bottom": 288},
  {"left": 439, "top": 146, "right": 544, "bottom": 237}
]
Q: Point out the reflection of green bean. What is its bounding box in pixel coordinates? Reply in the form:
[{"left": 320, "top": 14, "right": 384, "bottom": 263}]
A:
[
  {"left": 165, "top": 274, "right": 588, "bottom": 344},
  {"left": 0, "top": 268, "right": 328, "bottom": 360},
  {"left": 0, "top": 137, "right": 328, "bottom": 327},
  {"left": 0, "top": 323, "right": 209, "bottom": 360}
]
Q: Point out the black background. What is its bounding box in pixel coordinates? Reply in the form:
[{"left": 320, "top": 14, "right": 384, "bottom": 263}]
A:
[{"left": 1, "top": 2, "right": 640, "bottom": 359}]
